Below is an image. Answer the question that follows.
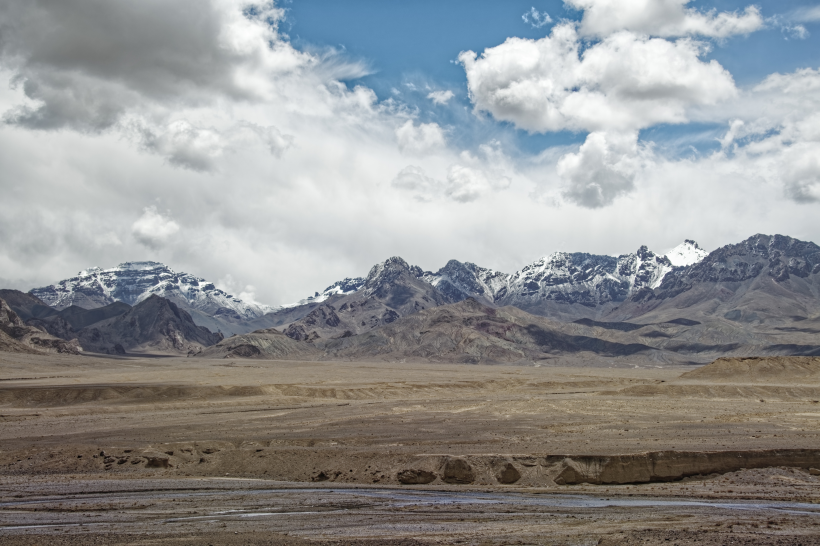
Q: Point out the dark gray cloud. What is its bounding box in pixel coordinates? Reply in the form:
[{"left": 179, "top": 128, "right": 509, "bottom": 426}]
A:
[{"left": 0, "top": 0, "right": 254, "bottom": 131}]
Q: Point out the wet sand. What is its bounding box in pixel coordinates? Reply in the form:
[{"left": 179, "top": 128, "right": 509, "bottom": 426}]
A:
[{"left": 1, "top": 352, "right": 819, "bottom": 543}]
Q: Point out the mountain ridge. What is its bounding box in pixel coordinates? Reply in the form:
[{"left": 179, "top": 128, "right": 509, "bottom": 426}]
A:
[
  {"left": 30, "top": 261, "right": 273, "bottom": 318},
  {"left": 5, "top": 233, "right": 820, "bottom": 362},
  {"left": 23, "top": 235, "right": 820, "bottom": 349}
]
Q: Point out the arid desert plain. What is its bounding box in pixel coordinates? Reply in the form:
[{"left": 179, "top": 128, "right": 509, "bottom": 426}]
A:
[{"left": 1, "top": 353, "right": 820, "bottom": 545}]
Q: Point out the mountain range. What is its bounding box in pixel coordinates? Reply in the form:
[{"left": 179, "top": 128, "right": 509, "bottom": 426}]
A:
[
  {"left": 23, "top": 240, "right": 707, "bottom": 336},
  {"left": 3, "top": 234, "right": 819, "bottom": 364}
]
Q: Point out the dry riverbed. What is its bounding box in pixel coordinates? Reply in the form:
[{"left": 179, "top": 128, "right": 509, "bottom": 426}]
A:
[{"left": 1, "top": 352, "right": 819, "bottom": 543}]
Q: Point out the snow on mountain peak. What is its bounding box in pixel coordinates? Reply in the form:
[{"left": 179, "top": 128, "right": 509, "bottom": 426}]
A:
[
  {"left": 279, "top": 277, "right": 366, "bottom": 309},
  {"left": 116, "top": 261, "right": 165, "bottom": 271},
  {"left": 665, "top": 240, "right": 708, "bottom": 267},
  {"left": 30, "top": 262, "right": 273, "bottom": 319}
]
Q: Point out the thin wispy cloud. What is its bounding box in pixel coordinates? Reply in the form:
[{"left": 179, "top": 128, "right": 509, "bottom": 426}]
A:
[
  {"left": 427, "top": 90, "right": 455, "bottom": 105},
  {"left": 521, "top": 7, "right": 552, "bottom": 28},
  {"left": 522, "top": 7, "right": 552, "bottom": 28},
  {"left": 789, "top": 6, "right": 820, "bottom": 22}
]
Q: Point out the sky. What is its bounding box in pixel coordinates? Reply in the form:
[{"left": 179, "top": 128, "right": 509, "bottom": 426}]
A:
[{"left": 1, "top": 0, "right": 819, "bottom": 307}]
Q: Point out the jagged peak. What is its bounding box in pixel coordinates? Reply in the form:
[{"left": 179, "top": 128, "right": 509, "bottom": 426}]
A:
[
  {"left": 436, "top": 259, "right": 493, "bottom": 276},
  {"left": 78, "top": 266, "right": 104, "bottom": 276},
  {"left": 665, "top": 240, "right": 708, "bottom": 267},
  {"left": 322, "top": 277, "right": 366, "bottom": 295},
  {"left": 635, "top": 245, "right": 656, "bottom": 260},
  {"left": 365, "top": 256, "right": 423, "bottom": 287}
]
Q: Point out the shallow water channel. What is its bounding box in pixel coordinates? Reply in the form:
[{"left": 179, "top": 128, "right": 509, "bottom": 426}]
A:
[{"left": 2, "top": 481, "right": 820, "bottom": 539}]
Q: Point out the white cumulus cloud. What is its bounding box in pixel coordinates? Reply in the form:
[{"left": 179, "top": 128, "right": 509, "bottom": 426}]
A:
[
  {"left": 558, "top": 131, "right": 642, "bottom": 208},
  {"left": 395, "top": 120, "right": 446, "bottom": 154},
  {"left": 711, "top": 68, "right": 820, "bottom": 204},
  {"left": 565, "top": 0, "right": 763, "bottom": 39},
  {"left": 460, "top": 19, "right": 737, "bottom": 207},
  {"left": 131, "top": 206, "right": 180, "bottom": 249},
  {"left": 460, "top": 23, "right": 736, "bottom": 134}
]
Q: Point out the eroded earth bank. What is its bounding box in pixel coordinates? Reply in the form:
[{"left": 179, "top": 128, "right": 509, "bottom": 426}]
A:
[{"left": 1, "top": 353, "right": 820, "bottom": 544}]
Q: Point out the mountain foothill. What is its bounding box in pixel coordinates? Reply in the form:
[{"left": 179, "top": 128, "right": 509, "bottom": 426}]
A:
[{"left": 2, "top": 234, "right": 819, "bottom": 365}]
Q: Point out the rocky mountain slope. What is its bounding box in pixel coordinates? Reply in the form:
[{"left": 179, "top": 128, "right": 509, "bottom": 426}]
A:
[
  {"left": 75, "top": 295, "right": 223, "bottom": 355},
  {"left": 283, "top": 257, "right": 449, "bottom": 341},
  {"left": 1, "top": 289, "right": 131, "bottom": 340},
  {"left": 279, "top": 241, "right": 705, "bottom": 341},
  {"left": 612, "top": 234, "right": 820, "bottom": 325},
  {"left": 15, "top": 235, "right": 820, "bottom": 362},
  {"left": 237, "top": 277, "right": 367, "bottom": 333},
  {"left": 422, "top": 241, "right": 707, "bottom": 316},
  {"left": 0, "top": 297, "right": 81, "bottom": 354},
  {"left": 24, "top": 241, "right": 705, "bottom": 340},
  {"left": 333, "top": 297, "right": 818, "bottom": 364},
  {"left": 200, "top": 328, "right": 320, "bottom": 360},
  {"left": 1, "top": 289, "right": 225, "bottom": 356},
  {"left": 217, "top": 293, "right": 820, "bottom": 365},
  {"left": 0, "top": 289, "right": 61, "bottom": 321},
  {"left": 319, "top": 298, "right": 662, "bottom": 365}
]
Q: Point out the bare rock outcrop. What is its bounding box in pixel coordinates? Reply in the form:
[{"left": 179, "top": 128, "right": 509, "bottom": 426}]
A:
[
  {"left": 553, "top": 449, "right": 820, "bottom": 485},
  {"left": 397, "top": 469, "right": 437, "bottom": 484},
  {"left": 200, "top": 327, "right": 319, "bottom": 360},
  {"left": 0, "top": 297, "right": 81, "bottom": 354},
  {"left": 441, "top": 457, "right": 475, "bottom": 484},
  {"left": 493, "top": 460, "right": 522, "bottom": 484}
]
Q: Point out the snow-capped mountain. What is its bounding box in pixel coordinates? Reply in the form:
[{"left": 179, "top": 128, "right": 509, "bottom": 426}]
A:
[
  {"left": 279, "top": 277, "right": 365, "bottom": 309},
  {"left": 665, "top": 240, "right": 708, "bottom": 267},
  {"left": 280, "top": 242, "right": 708, "bottom": 340},
  {"left": 284, "top": 241, "right": 709, "bottom": 325},
  {"left": 30, "top": 262, "right": 273, "bottom": 320},
  {"left": 612, "top": 234, "right": 820, "bottom": 320},
  {"left": 27, "top": 240, "right": 710, "bottom": 336},
  {"left": 283, "top": 256, "right": 449, "bottom": 341},
  {"left": 422, "top": 260, "right": 507, "bottom": 304},
  {"left": 421, "top": 243, "right": 692, "bottom": 312}
]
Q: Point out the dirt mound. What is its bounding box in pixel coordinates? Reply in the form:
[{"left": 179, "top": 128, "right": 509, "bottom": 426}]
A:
[
  {"left": 200, "top": 328, "right": 319, "bottom": 360},
  {"left": 0, "top": 383, "right": 269, "bottom": 407},
  {"left": 614, "top": 384, "right": 820, "bottom": 399},
  {"left": 553, "top": 449, "right": 820, "bottom": 485},
  {"left": 681, "top": 356, "right": 820, "bottom": 384}
]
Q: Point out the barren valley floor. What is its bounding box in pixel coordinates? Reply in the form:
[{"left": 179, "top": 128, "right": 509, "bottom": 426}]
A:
[{"left": 1, "top": 353, "right": 819, "bottom": 544}]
